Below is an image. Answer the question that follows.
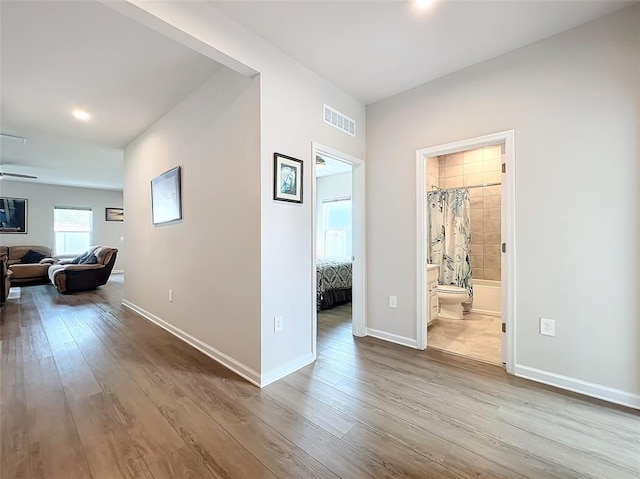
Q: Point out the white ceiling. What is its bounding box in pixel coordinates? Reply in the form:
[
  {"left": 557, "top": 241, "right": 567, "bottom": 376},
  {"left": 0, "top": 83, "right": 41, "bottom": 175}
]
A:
[
  {"left": 316, "top": 155, "right": 353, "bottom": 178},
  {"left": 1, "top": 1, "right": 633, "bottom": 190},
  {"left": 214, "top": 0, "right": 634, "bottom": 105},
  {"left": 0, "top": 1, "right": 222, "bottom": 190}
]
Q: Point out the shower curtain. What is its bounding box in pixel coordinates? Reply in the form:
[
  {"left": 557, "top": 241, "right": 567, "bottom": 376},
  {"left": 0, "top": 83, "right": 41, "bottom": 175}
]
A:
[{"left": 426, "top": 188, "right": 473, "bottom": 308}]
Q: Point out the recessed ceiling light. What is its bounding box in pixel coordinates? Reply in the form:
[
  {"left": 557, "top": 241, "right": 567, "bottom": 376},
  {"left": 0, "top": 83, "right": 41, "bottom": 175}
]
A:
[
  {"left": 72, "top": 109, "right": 91, "bottom": 121},
  {"left": 415, "top": 0, "right": 438, "bottom": 12}
]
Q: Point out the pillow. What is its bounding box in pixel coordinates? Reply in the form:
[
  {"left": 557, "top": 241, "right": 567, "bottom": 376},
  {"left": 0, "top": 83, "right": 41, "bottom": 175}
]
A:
[
  {"left": 70, "top": 248, "right": 95, "bottom": 264},
  {"left": 79, "top": 254, "right": 98, "bottom": 265},
  {"left": 19, "top": 250, "right": 47, "bottom": 264},
  {"left": 70, "top": 255, "right": 83, "bottom": 264}
]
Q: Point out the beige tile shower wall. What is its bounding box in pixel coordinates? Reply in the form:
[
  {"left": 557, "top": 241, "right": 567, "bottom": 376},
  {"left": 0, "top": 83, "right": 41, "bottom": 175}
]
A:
[
  {"left": 439, "top": 145, "right": 502, "bottom": 281},
  {"left": 426, "top": 156, "right": 439, "bottom": 190}
]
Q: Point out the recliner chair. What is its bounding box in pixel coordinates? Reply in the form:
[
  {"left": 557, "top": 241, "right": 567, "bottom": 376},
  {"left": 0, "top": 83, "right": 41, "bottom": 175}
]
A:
[{"left": 48, "top": 246, "right": 118, "bottom": 294}]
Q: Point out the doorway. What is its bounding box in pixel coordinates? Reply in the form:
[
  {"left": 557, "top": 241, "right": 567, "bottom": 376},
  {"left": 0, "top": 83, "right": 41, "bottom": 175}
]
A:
[
  {"left": 416, "top": 130, "right": 515, "bottom": 373},
  {"left": 311, "top": 143, "right": 365, "bottom": 358}
]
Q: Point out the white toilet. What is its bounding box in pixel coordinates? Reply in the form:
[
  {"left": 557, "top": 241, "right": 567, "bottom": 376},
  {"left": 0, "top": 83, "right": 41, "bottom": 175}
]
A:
[{"left": 437, "top": 285, "right": 471, "bottom": 319}]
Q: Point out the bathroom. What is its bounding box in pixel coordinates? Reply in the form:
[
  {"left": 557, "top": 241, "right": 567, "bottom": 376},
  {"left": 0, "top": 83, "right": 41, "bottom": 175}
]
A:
[{"left": 425, "top": 144, "right": 503, "bottom": 365}]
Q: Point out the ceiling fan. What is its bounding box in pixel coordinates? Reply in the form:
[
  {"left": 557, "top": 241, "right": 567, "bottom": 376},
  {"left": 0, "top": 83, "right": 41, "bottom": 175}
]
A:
[
  {"left": 0, "top": 171, "right": 38, "bottom": 179},
  {"left": 0, "top": 133, "right": 37, "bottom": 179}
]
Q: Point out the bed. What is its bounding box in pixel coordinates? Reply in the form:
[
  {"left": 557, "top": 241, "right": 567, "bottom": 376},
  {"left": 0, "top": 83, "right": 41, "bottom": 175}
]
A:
[{"left": 316, "top": 259, "right": 352, "bottom": 311}]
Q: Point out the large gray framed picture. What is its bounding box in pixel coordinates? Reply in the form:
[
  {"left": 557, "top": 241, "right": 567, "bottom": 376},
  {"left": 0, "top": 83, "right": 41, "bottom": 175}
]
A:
[
  {"left": 151, "top": 166, "right": 182, "bottom": 225},
  {"left": 273, "top": 153, "right": 303, "bottom": 203},
  {"left": 0, "top": 197, "right": 27, "bottom": 233}
]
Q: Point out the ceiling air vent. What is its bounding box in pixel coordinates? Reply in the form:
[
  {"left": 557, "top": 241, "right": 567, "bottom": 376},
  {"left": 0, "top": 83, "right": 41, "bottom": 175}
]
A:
[{"left": 323, "top": 104, "right": 356, "bottom": 137}]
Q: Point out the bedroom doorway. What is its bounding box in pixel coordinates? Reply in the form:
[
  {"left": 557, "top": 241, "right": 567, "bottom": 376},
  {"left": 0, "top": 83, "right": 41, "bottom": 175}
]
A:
[{"left": 311, "top": 143, "right": 365, "bottom": 358}]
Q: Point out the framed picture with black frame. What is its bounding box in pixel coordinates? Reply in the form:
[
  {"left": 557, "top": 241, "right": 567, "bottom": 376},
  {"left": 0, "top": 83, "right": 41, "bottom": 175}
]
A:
[
  {"left": 0, "top": 197, "right": 28, "bottom": 233},
  {"left": 151, "top": 166, "right": 182, "bottom": 225},
  {"left": 273, "top": 153, "right": 303, "bottom": 204},
  {"left": 105, "top": 207, "right": 124, "bottom": 222}
]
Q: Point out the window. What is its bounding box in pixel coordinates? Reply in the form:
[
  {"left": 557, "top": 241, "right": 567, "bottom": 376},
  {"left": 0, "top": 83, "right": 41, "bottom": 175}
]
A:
[
  {"left": 54, "top": 207, "right": 92, "bottom": 256},
  {"left": 321, "top": 198, "right": 352, "bottom": 259}
]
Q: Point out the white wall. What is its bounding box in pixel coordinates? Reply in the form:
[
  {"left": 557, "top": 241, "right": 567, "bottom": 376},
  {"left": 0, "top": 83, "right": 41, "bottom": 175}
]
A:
[
  {"left": 0, "top": 180, "right": 124, "bottom": 269},
  {"left": 124, "top": 67, "right": 262, "bottom": 378},
  {"left": 316, "top": 172, "right": 352, "bottom": 257},
  {"left": 112, "top": 1, "right": 366, "bottom": 383},
  {"left": 367, "top": 6, "right": 640, "bottom": 404}
]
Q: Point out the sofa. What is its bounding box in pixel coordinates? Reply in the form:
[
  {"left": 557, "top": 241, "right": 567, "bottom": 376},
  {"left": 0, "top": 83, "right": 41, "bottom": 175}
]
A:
[
  {"left": 1, "top": 253, "right": 10, "bottom": 304},
  {"left": 48, "top": 246, "right": 118, "bottom": 294},
  {"left": 0, "top": 245, "right": 56, "bottom": 285}
]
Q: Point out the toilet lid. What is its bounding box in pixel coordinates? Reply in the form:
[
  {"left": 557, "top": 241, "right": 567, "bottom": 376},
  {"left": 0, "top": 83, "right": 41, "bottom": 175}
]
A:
[{"left": 438, "top": 285, "right": 468, "bottom": 294}]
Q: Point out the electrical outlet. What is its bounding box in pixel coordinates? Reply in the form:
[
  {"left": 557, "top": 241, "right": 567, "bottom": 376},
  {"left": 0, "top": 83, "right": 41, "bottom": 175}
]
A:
[
  {"left": 168, "top": 289, "right": 173, "bottom": 302},
  {"left": 274, "top": 316, "right": 284, "bottom": 333},
  {"left": 389, "top": 295, "right": 397, "bottom": 309},
  {"left": 540, "top": 317, "right": 555, "bottom": 336}
]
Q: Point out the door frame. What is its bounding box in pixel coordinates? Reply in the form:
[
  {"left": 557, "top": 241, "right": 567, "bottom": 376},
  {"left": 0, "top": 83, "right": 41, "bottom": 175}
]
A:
[
  {"left": 311, "top": 142, "right": 366, "bottom": 360},
  {"left": 415, "top": 130, "right": 516, "bottom": 374}
]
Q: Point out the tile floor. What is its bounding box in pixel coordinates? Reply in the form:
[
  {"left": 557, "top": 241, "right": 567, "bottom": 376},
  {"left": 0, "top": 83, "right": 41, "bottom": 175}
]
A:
[
  {"left": 428, "top": 312, "right": 503, "bottom": 365},
  {"left": 320, "top": 303, "right": 503, "bottom": 366}
]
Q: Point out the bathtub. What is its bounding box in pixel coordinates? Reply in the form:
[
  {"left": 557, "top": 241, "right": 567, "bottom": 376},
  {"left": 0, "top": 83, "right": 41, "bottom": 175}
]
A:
[{"left": 471, "top": 279, "right": 501, "bottom": 316}]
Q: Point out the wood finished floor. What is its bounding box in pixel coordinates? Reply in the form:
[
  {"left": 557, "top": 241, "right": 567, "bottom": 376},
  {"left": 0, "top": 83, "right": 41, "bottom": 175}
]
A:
[{"left": 2, "top": 280, "right": 639, "bottom": 479}]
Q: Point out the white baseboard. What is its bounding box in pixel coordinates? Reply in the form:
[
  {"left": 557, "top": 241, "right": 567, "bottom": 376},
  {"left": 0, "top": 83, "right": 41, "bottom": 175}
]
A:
[
  {"left": 260, "top": 353, "right": 315, "bottom": 387},
  {"left": 470, "top": 308, "right": 500, "bottom": 317},
  {"left": 122, "top": 300, "right": 261, "bottom": 387},
  {"left": 367, "top": 328, "right": 418, "bottom": 349},
  {"left": 515, "top": 365, "right": 640, "bottom": 410}
]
